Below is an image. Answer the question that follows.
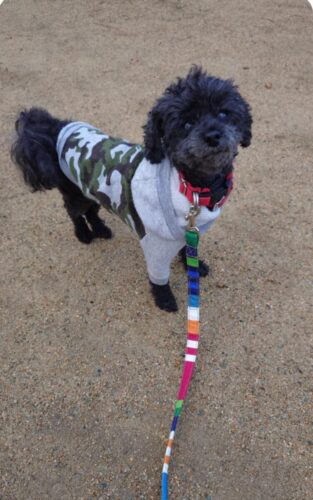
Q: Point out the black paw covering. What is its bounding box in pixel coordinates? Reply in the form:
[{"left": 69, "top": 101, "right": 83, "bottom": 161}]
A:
[
  {"left": 150, "top": 281, "right": 178, "bottom": 312},
  {"left": 198, "top": 259, "right": 209, "bottom": 277},
  {"left": 75, "top": 223, "right": 94, "bottom": 244},
  {"left": 180, "top": 247, "right": 209, "bottom": 277},
  {"left": 92, "top": 223, "right": 113, "bottom": 239}
]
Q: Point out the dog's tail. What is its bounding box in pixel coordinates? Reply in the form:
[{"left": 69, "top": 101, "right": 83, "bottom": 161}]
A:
[{"left": 11, "top": 107, "right": 69, "bottom": 191}]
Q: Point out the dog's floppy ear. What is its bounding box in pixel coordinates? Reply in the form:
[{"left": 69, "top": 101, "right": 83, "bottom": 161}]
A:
[
  {"left": 240, "top": 100, "right": 253, "bottom": 148},
  {"left": 143, "top": 108, "right": 164, "bottom": 164},
  {"left": 143, "top": 73, "right": 189, "bottom": 163},
  {"left": 143, "top": 99, "right": 165, "bottom": 163}
]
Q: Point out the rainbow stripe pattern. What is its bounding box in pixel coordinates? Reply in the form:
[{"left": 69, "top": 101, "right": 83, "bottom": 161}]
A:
[{"left": 161, "top": 230, "right": 200, "bottom": 499}]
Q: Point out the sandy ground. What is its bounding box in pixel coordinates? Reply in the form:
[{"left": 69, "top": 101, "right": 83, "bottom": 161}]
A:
[{"left": 1, "top": 0, "right": 313, "bottom": 498}]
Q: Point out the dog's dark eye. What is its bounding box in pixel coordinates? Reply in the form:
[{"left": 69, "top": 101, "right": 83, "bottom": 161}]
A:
[
  {"left": 184, "top": 122, "right": 193, "bottom": 131},
  {"left": 218, "top": 110, "right": 229, "bottom": 120}
]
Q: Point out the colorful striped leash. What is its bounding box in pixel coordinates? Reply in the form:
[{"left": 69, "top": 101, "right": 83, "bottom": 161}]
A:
[{"left": 161, "top": 194, "right": 201, "bottom": 499}]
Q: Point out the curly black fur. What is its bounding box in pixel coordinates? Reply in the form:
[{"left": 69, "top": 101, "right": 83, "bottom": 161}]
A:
[
  {"left": 11, "top": 107, "right": 113, "bottom": 245},
  {"left": 11, "top": 67, "right": 252, "bottom": 312},
  {"left": 143, "top": 66, "right": 252, "bottom": 186},
  {"left": 11, "top": 108, "right": 69, "bottom": 191}
]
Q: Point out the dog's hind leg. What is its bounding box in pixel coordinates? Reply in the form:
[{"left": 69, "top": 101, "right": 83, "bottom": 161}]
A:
[
  {"left": 85, "top": 204, "right": 113, "bottom": 240},
  {"left": 62, "top": 192, "right": 94, "bottom": 244}
]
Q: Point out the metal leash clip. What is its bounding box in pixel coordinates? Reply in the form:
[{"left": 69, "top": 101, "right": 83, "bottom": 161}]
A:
[{"left": 186, "top": 192, "right": 200, "bottom": 232}]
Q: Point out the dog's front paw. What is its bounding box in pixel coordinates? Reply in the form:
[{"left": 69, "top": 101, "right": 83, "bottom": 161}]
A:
[
  {"left": 150, "top": 281, "right": 178, "bottom": 312},
  {"left": 179, "top": 247, "right": 210, "bottom": 277},
  {"left": 199, "top": 259, "right": 210, "bottom": 277},
  {"left": 92, "top": 223, "right": 113, "bottom": 239},
  {"left": 75, "top": 223, "right": 94, "bottom": 244}
]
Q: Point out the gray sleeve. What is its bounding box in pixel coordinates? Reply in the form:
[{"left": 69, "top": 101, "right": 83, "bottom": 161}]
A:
[{"left": 140, "top": 233, "right": 185, "bottom": 285}]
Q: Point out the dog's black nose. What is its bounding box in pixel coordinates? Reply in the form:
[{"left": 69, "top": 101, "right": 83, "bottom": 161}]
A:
[{"left": 205, "top": 130, "right": 221, "bottom": 147}]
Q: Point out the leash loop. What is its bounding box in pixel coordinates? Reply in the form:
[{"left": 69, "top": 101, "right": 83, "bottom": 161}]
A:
[
  {"left": 161, "top": 201, "right": 200, "bottom": 499},
  {"left": 185, "top": 192, "right": 200, "bottom": 232}
]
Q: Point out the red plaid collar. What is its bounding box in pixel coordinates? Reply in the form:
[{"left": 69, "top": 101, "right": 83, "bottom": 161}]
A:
[{"left": 179, "top": 170, "right": 234, "bottom": 210}]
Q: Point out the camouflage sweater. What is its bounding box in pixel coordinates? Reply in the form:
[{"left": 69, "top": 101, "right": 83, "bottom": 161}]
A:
[
  {"left": 57, "top": 122, "right": 222, "bottom": 285},
  {"left": 57, "top": 122, "right": 146, "bottom": 238}
]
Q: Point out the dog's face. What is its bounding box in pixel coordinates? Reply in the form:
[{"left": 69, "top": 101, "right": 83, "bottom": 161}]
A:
[{"left": 143, "top": 67, "right": 252, "bottom": 184}]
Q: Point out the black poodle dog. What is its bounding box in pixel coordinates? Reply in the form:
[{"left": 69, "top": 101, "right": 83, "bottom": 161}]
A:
[{"left": 11, "top": 67, "right": 252, "bottom": 311}]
